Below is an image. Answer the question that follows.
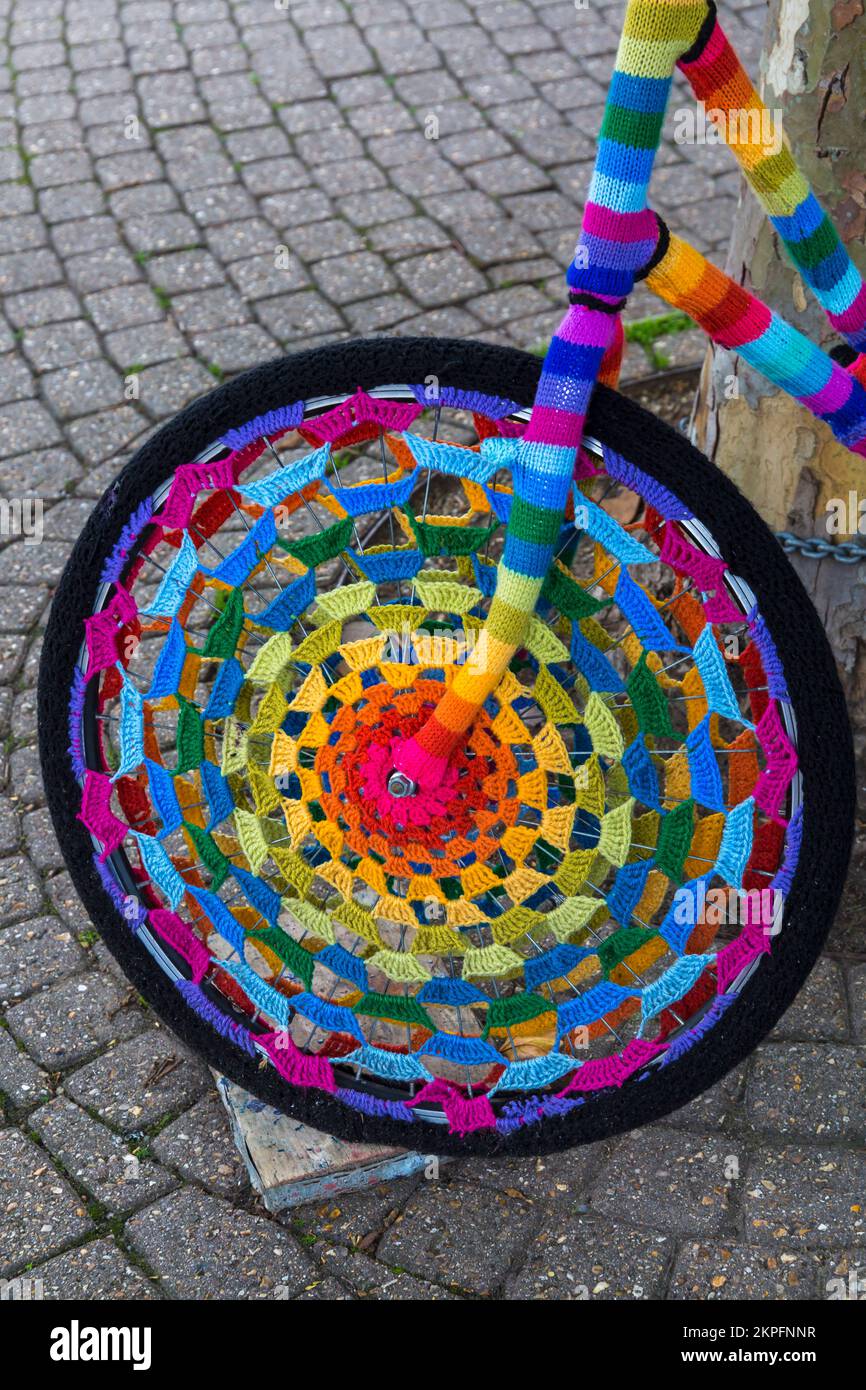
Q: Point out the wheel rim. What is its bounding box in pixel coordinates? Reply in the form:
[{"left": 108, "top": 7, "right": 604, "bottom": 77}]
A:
[{"left": 70, "top": 379, "right": 802, "bottom": 1136}]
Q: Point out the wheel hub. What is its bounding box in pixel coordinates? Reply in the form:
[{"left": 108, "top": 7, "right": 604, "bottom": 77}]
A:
[{"left": 386, "top": 771, "right": 417, "bottom": 798}]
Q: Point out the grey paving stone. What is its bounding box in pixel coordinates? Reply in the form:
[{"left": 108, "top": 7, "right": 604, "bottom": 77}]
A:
[
  {"left": 344, "top": 293, "right": 417, "bottom": 333},
  {"left": 204, "top": 217, "right": 279, "bottom": 265},
  {"left": 312, "top": 250, "right": 396, "bottom": 304},
  {"left": 10, "top": 686, "right": 39, "bottom": 744},
  {"left": 171, "top": 286, "right": 250, "bottom": 335},
  {"left": 64, "top": 1028, "right": 211, "bottom": 1133},
  {"left": 35, "top": 1238, "right": 158, "bottom": 1299},
  {"left": 146, "top": 249, "right": 226, "bottom": 295},
  {"left": 18, "top": 90, "right": 75, "bottom": 124},
  {"left": 439, "top": 128, "right": 513, "bottom": 168},
  {"left": 669, "top": 1239, "right": 827, "bottom": 1300},
  {"left": 0, "top": 1025, "right": 51, "bottom": 1107},
  {"left": 64, "top": 405, "right": 149, "bottom": 465},
  {"left": 0, "top": 216, "right": 46, "bottom": 261},
  {"left": 0, "top": 539, "right": 71, "bottom": 590},
  {"left": 23, "top": 805, "right": 66, "bottom": 872},
  {"left": 228, "top": 253, "right": 308, "bottom": 301},
  {"left": 0, "top": 799, "right": 21, "bottom": 855},
  {"left": 502, "top": 188, "right": 579, "bottom": 230},
  {"left": 31, "top": 1095, "right": 177, "bottom": 1213},
  {"left": 125, "top": 1186, "right": 314, "bottom": 1298},
  {"left": 162, "top": 147, "right": 235, "bottom": 192},
  {"left": 346, "top": 101, "right": 417, "bottom": 138},
  {"left": 6, "top": 971, "right": 149, "bottom": 1070},
  {"left": 456, "top": 1140, "right": 609, "bottom": 1205},
  {"left": 69, "top": 40, "right": 126, "bottom": 74},
  {"left": 418, "top": 188, "right": 499, "bottom": 228},
  {"left": 0, "top": 399, "right": 62, "bottom": 459},
  {"left": 743, "top": 1144, "right": 866, "bottom": 1248},
  {"left": 467, "top": 283, "right": 552, "bottom": 324},
  {"left": 191, "top": 44, "right": 249, "bottom": 79},
  {"left": 0, "top": 249, "right": 63, "bottom": 296},
  {"left": 105, "top": 320, "right": 187, "bottom": 369},
  {"left": 123, "top": 211, "right": 201, "bottom": 256},
  {"left": 366, "top": 217, "right": 450, "bottom": 261},
  {"left": 296, "top": 1274, "right": 355, "bottom": 1299},
  {"left": 520, "top": 124, "right": 596, "bottom": 168},
  {"left": 376, "top": 1178, "right": 538, "bottom": 1293},
  {"left": 138, "top": 73, "right": 205, "bottom": 127},
  {"left": 135, "top": 358, "right": 214, "bottom": 419},
  {"left": 0, "top": 186, "right": 36, "bottom": 219},
  {"left": 84, "top": 285, "right": 163, "bottom": 332},
  {"left": 76, "top": 69, "right": 135, "bottom": 102},
  {"left": 22, "top": 320, "right": 101, "bottom": 371},
  {"left": 191, "top": 324, "right": 278, "bottom": 374},
  {"left": 332, "top": 73, "right": 396, "bottom": 108},
  {"left": 0, "top": 1128, "right": 93, "bottom": 1276},
  {"left": 40, "top": 360, "right": 125, "bottom": 419},
  {"left": 95, "top": 150, "right": 164, "bottom": 193},
  {"left": 318, "top": 1243, "right": 457, "bottom": 1299},
  {"left": 110, "top": 184, "right": 180, "bottom": 222},
  {"left": 39, "top": 181, "right": 107, "bottom": 224},
  {"left": 507, "top": 1216, "right": 672, "bottom": 1300},
  {"left": 312, "top": 156, "right": 390, "bottom": 198},
  {"left": 289, "top": 218, "right": 367, "bottom": 263},
  {"left": 150, "top": 1091, "right": 251, "bottom": 1198},
  {"left": 0, "top": 916, "right": 85, "bottom": 1007},
  {"left": 0, "top": 585, "right": 49, "bottom": 637},
  {"left": 0, "top": 853, "right": 46, "bottom": 923},
  {"left": 589, "top": 1129, "right": 737, "bottom": 1235},
  {"left": 339, "top": 188, "right": 415, "bottom": 228},
  {"left": 850, "top": 963, "right": 866, "bottom": 1041},
  {"left": 457, "top": 217, "right": 544, "bottom": 266},
  {"left": 0, "top": 352, "right": 35, "bottom": 405},
  {"left": 184, "top": 182, "right": 258, "bottom": 227},
  {"left": 291, "top": 1173, "right": 422, "bottom": 1248},
  {"left": 13, "top": 42, "right": 67, "bottom": 73},
  {"left": 395, "top": 248, "right": 487, "bottom": 306},
  {"left": 389, "top": 154, "right": 466, "bottom": 199},
  {"left": 467, "top": 153, "right": 550, "bottom": 197},
  {"left": 745, "top": 1043, "right": 866, "bottom": 1140},
  {"left": 303, "top": 24, "right": 375, "bottom": 81},
  {"left": 30, "top": 151, "right": 93, "bottom": 190},
  {"left": 256, "top": 290, "right": 345, "bottom": 342}
]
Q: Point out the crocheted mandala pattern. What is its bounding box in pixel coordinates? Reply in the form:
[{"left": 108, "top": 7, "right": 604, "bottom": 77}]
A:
[{"left": 72, "top": 386, "right": 800, "bottom": 1137}]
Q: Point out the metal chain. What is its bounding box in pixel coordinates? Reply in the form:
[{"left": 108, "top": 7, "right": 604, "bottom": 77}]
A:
[{"left": 775, "top": 531, "right": 866, "bottom": 565}]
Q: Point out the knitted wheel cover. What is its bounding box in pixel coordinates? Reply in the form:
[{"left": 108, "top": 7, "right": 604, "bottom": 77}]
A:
[{"left": 40, "top": 339, "right": 853, "bottom": 1154}]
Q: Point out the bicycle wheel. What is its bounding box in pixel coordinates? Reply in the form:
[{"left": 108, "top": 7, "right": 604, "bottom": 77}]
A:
[{"left": 39, "top": 336, "right": 854, "bottom": 1156}]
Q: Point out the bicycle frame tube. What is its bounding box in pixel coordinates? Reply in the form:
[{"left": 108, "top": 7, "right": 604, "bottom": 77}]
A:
[
  {"left": 646, "top": 231, "right": 866, "bottom": 455},
  {"left": 394, "top": 0, "right": 708, "bottom": 790},
  {"left": 677, "top": 4, "right": 866, "bottom": 352},
  {"left": 395, "top": 0, "right": 865, "bottom": 792}
]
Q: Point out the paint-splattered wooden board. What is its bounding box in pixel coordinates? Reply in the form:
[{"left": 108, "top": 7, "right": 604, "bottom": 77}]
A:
[{"left": 213, "top": 1073, "right": 433, "bottom": 1211}]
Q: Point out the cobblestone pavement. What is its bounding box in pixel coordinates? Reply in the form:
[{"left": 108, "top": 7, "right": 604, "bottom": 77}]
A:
[{"left": 1, "top": 0, "right": 864, "bottom": 1303}]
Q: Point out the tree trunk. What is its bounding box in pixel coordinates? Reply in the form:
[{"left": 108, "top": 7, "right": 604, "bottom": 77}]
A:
[{"left": 692, "top": 0, "right": 866, "bottom": 816}]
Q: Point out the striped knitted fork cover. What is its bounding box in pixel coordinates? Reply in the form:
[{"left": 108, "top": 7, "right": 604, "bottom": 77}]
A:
[
  {"left": 677, "top": 6, "right": 866, "bottom": 354},
  {"left": 647, "top": 231, "right": 866, "bottom": 456},
  {"left": 394, "top": 0, "right": 709, "bottom": 792}
]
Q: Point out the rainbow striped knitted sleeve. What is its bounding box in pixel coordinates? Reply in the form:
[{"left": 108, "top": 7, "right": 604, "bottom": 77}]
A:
[
  {"left": 394, "top": 0, "right": 709, "bottom": 791},
  {"left": 677, "top": 5, "right": 866, "bottom": 352}
]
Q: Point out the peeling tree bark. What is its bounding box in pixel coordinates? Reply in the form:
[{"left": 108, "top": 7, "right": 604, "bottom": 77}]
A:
[{"left": 692, "top": 0, "right": 866, "bottom": 810}]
